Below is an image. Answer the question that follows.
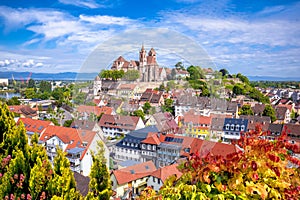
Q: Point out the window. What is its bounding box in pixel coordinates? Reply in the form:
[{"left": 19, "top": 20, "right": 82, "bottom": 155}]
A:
[
  {"left": 235, "top": 125, "right": 240, "bottom": 131},
  {"left": 142, "top": 144, "right": 146, "bottom": 149},
  {"left": 226, "top": 124, "right": 229, "bottom": 130},
  {"left": 231, "top": 124, "right": 234, "bottom": 130},
  {"left": 241, "top": 125, "right": 245, "bottom": 131},
  {"left": 147, "top": 145, "right": 151, "bottom": 150}
]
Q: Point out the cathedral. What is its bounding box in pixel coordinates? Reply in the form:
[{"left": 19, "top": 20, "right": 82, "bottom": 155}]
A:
[{"left": 111, "top": 45, "right": 165, "bottom": 82}]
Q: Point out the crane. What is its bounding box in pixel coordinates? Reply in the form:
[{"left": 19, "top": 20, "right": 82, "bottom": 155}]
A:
[{"left": 26, "top": 72, "right": 32, "bottom": 84}]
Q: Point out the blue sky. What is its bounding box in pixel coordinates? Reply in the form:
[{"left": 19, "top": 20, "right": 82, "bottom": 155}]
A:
[{"left": 0, "top": 0, "right": 299, "bottom": 78}]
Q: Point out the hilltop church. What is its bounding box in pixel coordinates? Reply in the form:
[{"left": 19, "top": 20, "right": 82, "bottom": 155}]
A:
[{"left": 111, "top": 45, "right": 166, "bottom": 82}]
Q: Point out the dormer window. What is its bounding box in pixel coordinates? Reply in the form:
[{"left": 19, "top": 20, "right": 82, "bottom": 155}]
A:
[
  {"left": 226, "top": 124, "right": 230, "bottom": 130},
  {"left": 231, "top": 124, "right": 234, "bottom": 131},
  {"left": 235, "top": 125, "right": 240, "bottom": 131},
  {"left": 241, "top": 125, "right": 245, "bottom": 131}
]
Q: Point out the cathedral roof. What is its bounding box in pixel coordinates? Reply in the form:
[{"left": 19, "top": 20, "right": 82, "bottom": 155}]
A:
[
  {"left": 116, "top": 56, "right": 126, "bottom": 62},
  {"left": 148, "top": 48, "right": 156, "bottom": 56}
]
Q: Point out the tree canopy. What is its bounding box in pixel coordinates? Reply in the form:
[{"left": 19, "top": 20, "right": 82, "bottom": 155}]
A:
[{"left": 139, "top": 127, "right": 300, "bottom": 200}]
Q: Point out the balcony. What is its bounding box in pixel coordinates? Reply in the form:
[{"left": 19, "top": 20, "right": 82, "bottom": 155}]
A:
[
  {"left": 70, "top": 165, "right": 81, "bottom": 173},
  {"left": 68, "top": 157, "right": 80, "bottom": 166}
]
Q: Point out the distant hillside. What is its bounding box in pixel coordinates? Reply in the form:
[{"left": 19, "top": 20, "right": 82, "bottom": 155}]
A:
[
  {"left": 248, "top": 76, "right": 300, "bottom": 81},
  {"left": 0, "top": 71, "right": 98, "bottom": 81}
]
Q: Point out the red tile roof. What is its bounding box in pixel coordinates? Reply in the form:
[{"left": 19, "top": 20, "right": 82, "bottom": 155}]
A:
[
  {"left": 40, "top": 125, "right": 96, "bottom": 160},
  {"left": 77, "top": 105, "right": 112, "bottom": 116},
  {"left": 98, "top": 114, "right": 140, "bottom": 130},
  {"left": 141, "top": 132, "right": 161, "bottom": 145},
  {"left": 9, "top": 105, "right": 38, "bottom": 117},
  {"left": 150, "top": 164, "right": 182, "bottom": 182},
  {"left": 17, "top": 118, "right": 53, "bottom": 134},
  {"left": 112, "top": 161, "right": 156, "bottom": 185}
]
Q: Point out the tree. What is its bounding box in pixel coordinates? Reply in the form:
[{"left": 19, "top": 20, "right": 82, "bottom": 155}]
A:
[
  {"left": 263, "top": 105, "right": 276, "bottom": 123},
  {"left": 142, "top": 102, "right": 152, "bottom": 114},
  {"left": 237, "top": 73, "right": 250, "bottom": 85},
  {"left": 27, "top": 79, "right": 36, "bottom": 89},
  {"left": 7, "top": 96, "right": 21, "bottom": 105},
  {"left": 175, "top": 62, "right": 185, "bottom": 70},
  {"left": 86, "top": 141, "right": 112, "bottom": 200},
  {"left": 139, "top": 128, "right": 300, "bottom": 199},
  {"left": 39, "top": 81, "right": 52, "bottom": 93},
  {"left": 48, "top": 148, "right": 81, "bottom": 199},
  {"left": 63, "top": 119, "right": 74, "bottom": 127},
  {"left": 132, "top": 110, "right": 145, "bottom": 121},
  {"left": 122, "top": 70, "right": 140, "bottom": 81},
  {"left": 162, "top": 99, "right": 174, "bottom": 114},
  {"left": 239, "top": 104, "right": 254, "bottom": 115},
  {"left": 232, "top": 84, "right": 245, "bottom": 95},
  {"left": 24, "top": 88, "right": 36, "bottom": 99},
  {"left": 187, "top": 66, "right": 205, "bottom": 80},
  {"left": 219, "top": 68, "right": 229, "bottom": 77},
  {"left": 0, "top": 103, "right": 82, "bottom": 199}
]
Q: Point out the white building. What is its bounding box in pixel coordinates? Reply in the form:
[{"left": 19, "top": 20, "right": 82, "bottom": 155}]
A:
[{"left": 39, "top": 125, "right": 109, "bottom": 176}]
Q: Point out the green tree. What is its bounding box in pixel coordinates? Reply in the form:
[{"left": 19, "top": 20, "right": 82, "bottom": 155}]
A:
[
  {"left": 175, "top": 62, "right": 185, "bottom": 70},
  {"left": 24, "top": 88, "right": 36, "bottom": 99},
  {"left": 39, "top": 80, "right": 52, "bottom": 93},
  {"left": 63, "top": 119, "right": 74, "bottom": 127},
  {"left": 142, "top": 102, "right": 152, "bottom": 114},
  {"left": 48, "top": 148, "right": 81, "bottom": 199},
  {"left": 99, "top": 70, "right": 112, "bottom": 80},
  {"left": 27, "top": 79, "right": 36, "bottom": 89},
  {"left": 7, "top": 96, "right": 21, "bottom": 105},
  {"left": 232, "top": 84, "right": 245, "bottom": 95},
  {"left": 122, "top": 70, "right": 140, "bottom": 81},
  {"left": 162, "top": 99, "right": 174, "bottom": 114},
  {"left": 237, "top": 73, "right": 250, "bottom": 84},
  {"left": 263, "top": 105, "right": 276, "bottom": 123},
  {"left": 219, "top": 68, "right": 229, "bottom": 77},
  {"left": 86, "top": 141, "right": 112, "bottom": 200},
  {"left": 239, "top": 104, "right": 254, "bottom": 115},
  {"left": 187, "top": 65, "right": 205, "bottom": 80},
  {"left": 132, "top": 110, "right": 145, "bottom": 121}
]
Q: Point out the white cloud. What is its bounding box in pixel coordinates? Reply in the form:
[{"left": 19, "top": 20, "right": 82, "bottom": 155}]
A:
[
  {"left": 58, "top": 0, "right": 101, "bottom": 8},
  {"left": 79, "top": 15, "right": 135, "bottom": 25}
]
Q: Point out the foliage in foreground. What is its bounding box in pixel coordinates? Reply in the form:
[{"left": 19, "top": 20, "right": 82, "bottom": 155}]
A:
[
  {"left": 139, "top": 126, "right": 300, "bottom": 200},
  {"left": 0, "top": 102, "right": 81, "bottom": 199}
]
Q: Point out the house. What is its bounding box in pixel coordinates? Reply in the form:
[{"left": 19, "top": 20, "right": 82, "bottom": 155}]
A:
[
  {"left": 17, "top": 118, "right": 54, "bottom": 144},
  {"left": 222, "top": 118, "right": 248, "bottom": 143},
  {"left": 266, "top": 124, "right": 284, "bottom": 140},
  {"left": 157, "top": 134, "right": 194, "bottom": 167},
  {"left": 210, "top": 116, "right": 226, "bottom": 141},
  {"left": 76, "top": 105, "right": 113, "bottom": 120},
  {"left": 145, "top": 112, "right": 178, "bottom": 134},
  {"left": 9, "top": 105, "right": 38, "bottom": 119},
  {"left": 179, "top": 111, "right": 212, "bottom": 139},
  {"left": 39, "top": 125, "right": 108, "bottom": 176},
  {"left": 174, "top": 95, "right": 238, "bottom": 117},
  {"left": 147, "top": 164, "right": 182, "bottom": 192},
  {"left": 251, "top": 103, "right": 265, "bottom": 116},
  {"left": 107, "top": 99, "right": 123, "bottom": 114},
  {"left": 121, "top": 99, "right": 142, "bottom": 115},
  {"left": 98, "top": 114, "right": 145, "bottom": 138},
  {"left": 239, "top": 115, "right": 270, "bottom": 132},
  {"left": 71, "top": 119, "right": 105, "bottom": 139},
  {"left": 274, "top": 106, "right": 291, "bottom": 124},
  {"left": 139, "top": 89, "right": 164, "bottom": 106},
  {"left": 285, "top": 124, "right": 300, "bottom": 145},
  {"left": 111, "top": 161, "right": 157, "bottom": 198},
  {"left": 140, "top": 132, "right": 165, "bottom": 166},
  {"left": 114, "top": 126, "right": 159, "bottom": 162},
  {"left": 116, "top": 83, "right": 140, "bottom": 99}
]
